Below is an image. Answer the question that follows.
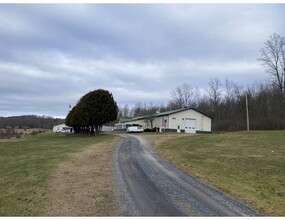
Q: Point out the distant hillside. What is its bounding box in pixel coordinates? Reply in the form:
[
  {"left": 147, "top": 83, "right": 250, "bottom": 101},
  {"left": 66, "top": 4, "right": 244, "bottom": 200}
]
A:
[{"left": 0, "top": 115, "right": 65, "bottom": 129}]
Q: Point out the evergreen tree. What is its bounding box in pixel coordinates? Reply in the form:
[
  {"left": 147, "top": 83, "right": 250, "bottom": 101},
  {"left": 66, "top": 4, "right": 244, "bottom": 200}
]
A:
[{"left": 66, "top": 89, "right": 118, "bottom": 134}]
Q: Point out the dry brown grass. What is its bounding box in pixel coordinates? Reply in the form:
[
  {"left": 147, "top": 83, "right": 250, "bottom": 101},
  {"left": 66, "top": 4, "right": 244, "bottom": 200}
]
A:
[
  {"left": 43, "top": 135, "right": 125, "bottom": 216},
  {"left": 0, "top": 128, "right": 49, "bottom": 140}
]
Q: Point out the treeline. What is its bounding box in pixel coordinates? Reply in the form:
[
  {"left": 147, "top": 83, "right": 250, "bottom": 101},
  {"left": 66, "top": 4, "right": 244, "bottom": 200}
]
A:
[
  {"left": 118, "top": 79, "right": 285, "bottom": 132},
  {"left": 0, "top": 115, "right": 65, "bottom": 129},
  {"left": 118, "top": 33, "right": 285, "bottom": 132}
]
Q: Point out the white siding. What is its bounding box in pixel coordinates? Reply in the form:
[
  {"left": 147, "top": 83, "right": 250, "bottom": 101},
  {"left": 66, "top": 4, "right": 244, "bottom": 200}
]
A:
[
  {"left": 168, "top": 109, "right": 211, "bottom": 133},
  {"left": 121, "top": 108, "right": 211, "bottom": 133},
  {"left": 52, "top": 124, "right": 72, "bottom": 132},
  {"left": 125, "top": 119, "right": 148, "bottom": 129},
  {"left": 153, "top": 116, "right": 169, "bottom": 129}
]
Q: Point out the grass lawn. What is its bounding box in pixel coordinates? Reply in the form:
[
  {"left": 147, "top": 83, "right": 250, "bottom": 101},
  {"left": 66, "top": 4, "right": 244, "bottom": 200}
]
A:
[
  {"left": 153, "top": 131, "right": 285, "bottom": 216},
  {"left": 0, "top": 132, "right": 118, "bottom": 216}
]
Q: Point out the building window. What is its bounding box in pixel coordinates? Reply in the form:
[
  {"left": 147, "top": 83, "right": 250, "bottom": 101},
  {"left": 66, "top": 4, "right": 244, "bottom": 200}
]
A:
[{"left": 172, "top": 117, "right": 176, "bottom": 120}]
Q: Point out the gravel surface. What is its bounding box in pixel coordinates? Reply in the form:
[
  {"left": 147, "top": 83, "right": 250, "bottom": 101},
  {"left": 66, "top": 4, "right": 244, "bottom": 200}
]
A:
[{"left": 115, "top": 134, "right": 258, "bottom": 216}]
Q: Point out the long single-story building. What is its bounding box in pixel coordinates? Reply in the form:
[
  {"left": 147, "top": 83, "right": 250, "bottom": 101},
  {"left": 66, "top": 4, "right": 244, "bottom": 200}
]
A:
[{"left": 115, "top": 107, "right": 212, "bottom": 134}]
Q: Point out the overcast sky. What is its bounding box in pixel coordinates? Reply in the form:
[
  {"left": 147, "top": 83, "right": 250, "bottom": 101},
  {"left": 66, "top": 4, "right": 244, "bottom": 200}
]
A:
[{"left": 0, "top": 4, "right": 285, "bottom": 118}]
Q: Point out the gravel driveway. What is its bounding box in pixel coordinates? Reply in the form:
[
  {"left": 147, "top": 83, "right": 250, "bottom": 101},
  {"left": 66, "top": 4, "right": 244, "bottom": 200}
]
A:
[{"left": 115, "top": 134, "right": 257, "bottom": 216}]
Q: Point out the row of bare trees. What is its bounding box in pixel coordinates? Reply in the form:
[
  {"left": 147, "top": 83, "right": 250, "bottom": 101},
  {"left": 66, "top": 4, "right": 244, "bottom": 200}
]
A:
[
  {"left": 117, "top": 79, "right": 284, "bottom": 132},
  {"left": 0, "top": 115, "right": 64, "bottom": 129},
  {"left": 117, "top": 33, "right": 285, "bottom": 132},
  {"left": 203, "top": 79, "right": 285, "bottom": 131}
]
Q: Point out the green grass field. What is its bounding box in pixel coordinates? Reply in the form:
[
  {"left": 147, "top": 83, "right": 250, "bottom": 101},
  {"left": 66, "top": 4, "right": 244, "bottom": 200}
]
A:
[
  {"left": 0, "top": 132, "right": 114, "bottom": 216},
  {"left": 155, "top": 131, "right": 285, "bottom": 216}
]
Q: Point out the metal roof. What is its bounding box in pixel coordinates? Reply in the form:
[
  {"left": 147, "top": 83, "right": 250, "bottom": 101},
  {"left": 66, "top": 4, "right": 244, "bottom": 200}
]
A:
[{"left": 120, "top": 107, "right": 212, "bottom": 123}]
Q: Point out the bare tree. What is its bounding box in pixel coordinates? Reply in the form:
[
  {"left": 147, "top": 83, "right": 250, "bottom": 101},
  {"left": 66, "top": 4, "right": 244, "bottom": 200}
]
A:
[
  {"left": 122, "top": 104, "right": 130, "bottom": 118},
  {"left": 170, "top": 86, "right": 183, "bottom": 108},
  {"left": 224, "top": 79, "right": 242, "bottom": 103},
  {"left": 258, "top": 33, "right": 285, "bottom": 96},
  {"left": 132, "top": 103, "right": 143, "bottom": 117},
  {"left": 144, "top": 115, "right": 155, "bottom": 129},
  {"left": 207, "top": 77, "right": 223, "bottom": 108},
  {"left": 207, "top": 77, "right": 223, "bottom": 130},
  {"left": 170, "top": 83, "right": 193, "bottom": 108},
  {"left": 225, "top": 79, "right": 234, "bottom": 103},
  {"left": 192, "top": 87, "right": 201, "bottom": 108}
]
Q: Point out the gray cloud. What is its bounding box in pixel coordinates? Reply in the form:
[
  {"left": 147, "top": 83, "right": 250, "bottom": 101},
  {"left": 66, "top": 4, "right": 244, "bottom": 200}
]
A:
[{"left": 0, "top": 4, "right": 284, "bottom": 117}]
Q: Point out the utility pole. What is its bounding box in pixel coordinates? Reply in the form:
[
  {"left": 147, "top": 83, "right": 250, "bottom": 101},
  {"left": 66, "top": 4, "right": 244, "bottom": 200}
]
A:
[{"left": 246, "top": 93, "right": 250, "bottom": 131}]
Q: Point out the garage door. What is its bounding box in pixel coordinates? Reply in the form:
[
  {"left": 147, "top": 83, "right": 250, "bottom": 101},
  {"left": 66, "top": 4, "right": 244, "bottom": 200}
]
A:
[{"left": 185, "top": 119, "right": 196, "bottom": 134}]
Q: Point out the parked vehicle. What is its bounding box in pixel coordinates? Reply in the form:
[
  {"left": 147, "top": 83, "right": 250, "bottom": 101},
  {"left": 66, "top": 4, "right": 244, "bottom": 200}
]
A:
[
  {"left": 56, "top": 127, "right": 72, "bottom": 133},
  {"left": 127, "top": 126, "right": 144, "bottom": 133}
]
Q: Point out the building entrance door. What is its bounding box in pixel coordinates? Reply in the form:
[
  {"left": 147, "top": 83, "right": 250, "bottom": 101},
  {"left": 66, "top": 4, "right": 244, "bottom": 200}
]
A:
[{"left": 185, "top": 118, "right": 196, "bottom": 134}]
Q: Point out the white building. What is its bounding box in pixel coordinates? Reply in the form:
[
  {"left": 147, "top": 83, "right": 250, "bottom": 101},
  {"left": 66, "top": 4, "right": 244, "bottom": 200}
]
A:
[
  {"left": 115, "top": 107, "right": 212, "bottom": 134},
  {"left": 52, "top": 124, "right": 73, "bottom": 133}
]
